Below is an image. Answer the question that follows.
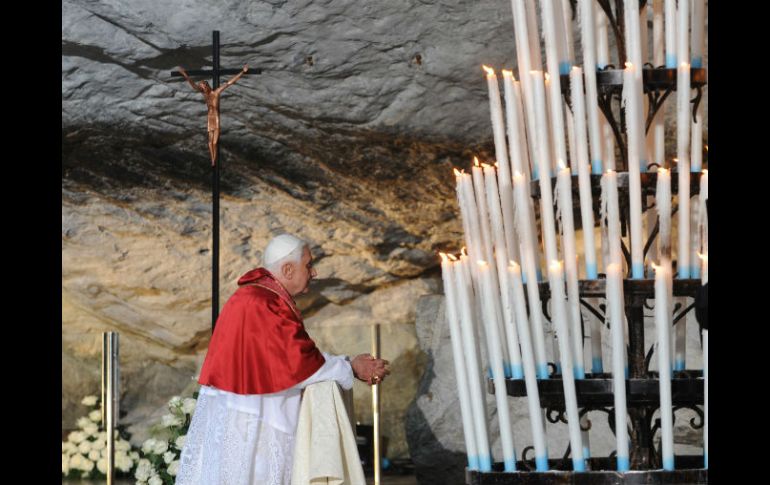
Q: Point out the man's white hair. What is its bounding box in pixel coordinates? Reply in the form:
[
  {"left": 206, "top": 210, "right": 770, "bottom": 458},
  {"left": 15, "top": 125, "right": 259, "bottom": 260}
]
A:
[{"left": 263, "top": 234, "right": 307, "bottom": 274}]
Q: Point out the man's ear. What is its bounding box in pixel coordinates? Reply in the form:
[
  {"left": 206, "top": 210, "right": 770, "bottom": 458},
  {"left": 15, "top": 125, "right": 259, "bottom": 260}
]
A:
[{"left": 282, "top": 261, "right": 295, "bottom": 279}]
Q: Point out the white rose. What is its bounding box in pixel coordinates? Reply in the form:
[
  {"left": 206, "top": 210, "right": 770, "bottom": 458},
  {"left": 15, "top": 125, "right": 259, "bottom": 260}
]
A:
[
  {"left": 88, "top": 449, "right": 100, "bottom": 461},
  {"left": 161, "top": 414, "right": 183, "bottom": 428},
  {"left": 62, "top": 441, "right": 76, "bottom": 454},
  {"left": 78, "top": 440, "right": 91, "bottom": 454},
  {"left": 168, "top": 396, "right": 182, "bottom": 409},
  {"left": 182, "top": 397, "right": 197, "bottom": 415},
  {"left": 77, "top": 417, "right": 91, "bottom": 429},
  {"left": 62, "top": 454, "right": 70, "bottom": 475},
  {"left": 141, "top": 438, "right": 157, "bottom": 454},
  {"left": 174, "top": 435, "right": 186, "bottom": 450},
  {"left": 68, "top": 431, "right": 86, "bottom": 444},
  {"left": 163, "top": 450, "right": 176, "bottom": 464},
  {"left": 115, "top": 438, "right": 130, "bottom": 451},
  {"left": 135, "top": 459, "right": 151, "bottom": 481},
  {"left": 130, "top": 451, "right": 140, "bottom": 460},
  {"left": 153, "top": 440, "right": 169, "bottom": 455},
  {"left": 91, "top": 437, "right": 106, "bottom": 451},
  {"left": 168, "top": 459, "right": 180, "bottom": 476},
  {"left": 81, "top": 458, "right": 95, "bottom": 472},
  {"left": 116, "top": 454, "right": 132, "bottom": 472},
  {"left": 96, "top": 458, "right": 108, "bottom": 474},
  {"left": 149, "top": 476, "right": 163, "bottom": 485},
  {"left": 83, "top": 423, "right": 99, "bottom": 436},
  {"left": 68, "top": 453, "right": 83, "bottom": 469},
  {"left": 82, "top": 395, "right": 98, "bottom": 406},
  {"left": 89, "top": 410, "right": 102, "bottom": 422}
]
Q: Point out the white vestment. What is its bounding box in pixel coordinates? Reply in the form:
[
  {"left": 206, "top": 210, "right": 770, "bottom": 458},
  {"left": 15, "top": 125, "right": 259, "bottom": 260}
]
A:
[{"left": 175, "top": 352, "right": 353, "bottom": 485}]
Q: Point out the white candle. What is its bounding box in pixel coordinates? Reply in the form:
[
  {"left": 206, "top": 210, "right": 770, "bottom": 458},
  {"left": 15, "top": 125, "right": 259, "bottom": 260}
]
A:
[
  {"left": 457, "top": 171, "right": 484, "bottom": 272},
  {"left": 653, "top": 0, "right": 666, "bottom": 166},
  {"left": 484, "top": 164, "right": 524, "bottom": 378},
  {"left": 674, "top": 304, "right": 686, "bottom": 371},
  {"left": 691, "top": 0, "right": 705, "bottom": 67},
  {"left": 640, "top": 3, "right": 650, "bottom": 66},
  {"left": 569, "top": 67, "right": 599, "bottom": 278},
  {"left": 440, "top": 255, "right": 479, "bottom": 470},
  {"left": 548, "top": 261, "right": 586, "bottom": 471},
  {"left": 699, "top": 170, "right": 708, "bottom": 259},
  {"left": 625, "top": 0, "right": 643, "bottom": 69},
  {"left": 689, "top": 192, "right": 701, "bottom": 280},
  {"left": 556, "top": 0, "right": 574, "bottom": 74},
  {"left": 525, "top": 0, "right": 542, "bottom": 69},
  {"left": 477, "top": 260, "right": 518, "bottom": 471},
  {"left": 656, "top": 168, "right": 672, "bottom": 259},
  {"left": 677, "top": 63, "right": 691, "bottom": 278},
  {"left": 665, "top": 0, "right": 677, "bottom": 67},
  {"left": 699, "top": 253, "right": 708, "bottom": 286},
  {"left": 454, "top": 255, "right": 492, "bottom": 471},
  {"left": 484, "top": 67, "right": 521, "bottom": 265},
  {"left": 557, "top": 165, "right": 585, "bottom": 378},
  {"left": 703, "top": 327, "right": 708, "bottom": 469},
  {"left": 602, "top": 112, "right": 616, "bottom": 171},
  {"left": 540, "top": 1, "right": 570, "bottom": 173},
  {"left": 596, "top": 6, "right": 610, "bottom": 68},
  {"left": 508, "top": 261, "right": 549, "bottom": 470},
  {"left": 513, "top": 171, "right": 549, "bottom": 378},
  {"left": 678, "top": 0, "right": 690, "bottom": 73},
  {"left": 623, "top": 63, "right": 646, "bottom": 279},
  {"left": 653, "top": 261, "right": 675, "bottom": 471},
  {"left": 472, "top": 160, "right": 511, "bottom": 371},
  {"left": 606, "top": 263, "right": 630, "bottom": 471},
  {"left": 578, "top": 0, "right": 604, "bottom": 174},
  {"left": 510, "top": 0, "right": 542, "bottom": 181},
  {"left": 530, "top": 71, "right": 560, "bottom": 267}
]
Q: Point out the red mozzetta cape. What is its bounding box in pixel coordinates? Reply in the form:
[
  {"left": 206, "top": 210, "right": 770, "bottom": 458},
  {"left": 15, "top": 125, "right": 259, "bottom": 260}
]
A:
[{"left": 198, "top": 267, "right": 325, "bottom": 394}]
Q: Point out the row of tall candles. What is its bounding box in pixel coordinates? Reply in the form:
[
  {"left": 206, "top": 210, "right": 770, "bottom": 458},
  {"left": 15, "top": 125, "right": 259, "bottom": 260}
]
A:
[{"left": 439, "top": 0, "right": 708, "bottom": 472}]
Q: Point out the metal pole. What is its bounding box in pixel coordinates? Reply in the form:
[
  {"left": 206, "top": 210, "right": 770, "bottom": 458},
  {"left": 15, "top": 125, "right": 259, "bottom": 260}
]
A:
[
  {"left": 103, "top": 332, "right": 119, "bottom": 485},
  {"left": 371, "top": 324, "right": 381, "bottom": 485},
  {"left": 212, "top": 30, "right": 221, "bottom": 331}
]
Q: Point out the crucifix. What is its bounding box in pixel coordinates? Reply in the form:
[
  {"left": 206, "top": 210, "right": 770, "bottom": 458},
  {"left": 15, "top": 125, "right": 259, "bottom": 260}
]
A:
[{"left": 171, "top": 30, "right": 261, "bottom": 331}]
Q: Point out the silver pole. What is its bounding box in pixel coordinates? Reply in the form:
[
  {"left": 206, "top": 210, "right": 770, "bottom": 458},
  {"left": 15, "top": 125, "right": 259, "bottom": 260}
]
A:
[{"left": 103, "top": 332, "right": 119, "bottom": 485}]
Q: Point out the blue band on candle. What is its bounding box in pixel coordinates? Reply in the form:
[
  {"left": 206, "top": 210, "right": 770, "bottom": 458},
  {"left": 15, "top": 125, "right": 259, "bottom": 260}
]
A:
[
  {"left": 521, "top": 272, "right": 527, "bottom": 285},
  {"left": 572, "top": 458, "right": 587, "bottom": 472},
  {"left": 504, "top": 362, "right": 513, "bottom": 378},
  {"left": 537, "top": 363, "right": 550, "bottom": 379},
  {"left": 592, "top": 357, "right": 604, "bottom": 374},
  {"left": 704, "top": 452, "right": 708, "bottom": 469},
  {"left": 691, "top": 57, "right": 703, "bottom": 68},
  {"left": 663, "top": 455, "right": 675, "bottom": 471},
  {"left": 479, "top": 455, "right": 492, "bottom": 472},
  {"left": 624, "top": 367, "right": 629, "bottom": 379},
  {"left": 532, "top": 167, "right": 540, "bottom": 180},
  {"left": 559, "top": 62, "right": 572, "bottom": 76},
  {"left": 597, "top": 62, "right": 608, "bottom": 70},
  {"left": 691, "top": 163, "right": 702, "bottom": 173},
  {"left": 586, "top": 262, "right": 598, "bottom": 280},
  {"left": 583, "top": 446, "right": 591, "bottom": 460},
  {"left": 511, "top": 364, "right": 524, "bottom": 379},
  {"left": 536, "top": 455, "right": 549, "bottom": 471},
  {"left": 691, "top": 265, "right": 701, "bottom": 279},
  {"left": 666, "top": 54, "right": 677, "bottom": 68},
  {"left": 574, "top": 365, "right": 585, "bottom": 380},
  {"left": 640, "top": 160, "right": 648, "bottom": 173},
  {"left": 674, "top": 359, "right": 686, "bottom": 371},
  {"left": 555, "top": 362, "right": 562, "bottom": 375},
  {"left": 504, "top": 457, "right": 517, "bottom": 472},
  {"left": 632, "top": 263, "right": 645, "bottom": 280},
  {"left": 468, "top": 456, "right": 479, "bottom": 470},
  {"left": 591, "top": 160, "right": 603, "bottom": 175},
  {"left": 536, "top": 269, "right": 544, "bottom": 282},
  {"left": 487, "top": 367, "right": 493, "bottom": 379},
  {"left": 678, "top": 266, "right": 691, "bottom": 279},
  {"left": 617, "top": 456, "right": 630, "bottom": 471}
]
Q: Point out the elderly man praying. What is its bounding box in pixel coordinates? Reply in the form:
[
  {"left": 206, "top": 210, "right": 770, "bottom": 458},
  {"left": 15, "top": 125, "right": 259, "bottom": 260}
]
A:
[{"left": 176, "top": 234, "right": 390, "bottom": 485}]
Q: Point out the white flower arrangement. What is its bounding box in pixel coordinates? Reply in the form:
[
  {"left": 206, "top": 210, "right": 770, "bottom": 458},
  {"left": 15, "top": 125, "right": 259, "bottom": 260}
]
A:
[
  {"left": 134, "top": 392, "right": 197, "bottom": 485},
  {"left": 62, "top": 394, "right": 140, "bottom": 479}
]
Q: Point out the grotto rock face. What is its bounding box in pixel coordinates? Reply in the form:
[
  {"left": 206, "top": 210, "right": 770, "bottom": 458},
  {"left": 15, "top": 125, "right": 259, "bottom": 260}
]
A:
[{"left": 62, "top": 0, "right": 707, "bottom": 465}]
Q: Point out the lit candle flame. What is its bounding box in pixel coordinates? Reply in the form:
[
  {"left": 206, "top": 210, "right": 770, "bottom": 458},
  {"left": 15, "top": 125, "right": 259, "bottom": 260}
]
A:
[
  {"left": 439, "top": 252, "right": 448, "bottom": 263},
  {"left": 477, "top": 260, "right": 488, "bottom": 267},
  {"left": 448, "top": 253, "right": 458, "bottom": 261},
  {"left": 651, "top": 261, "right": 662, "bottom": 272},
  {"left": 453, "top": 168, "right": 463, "bottom": 176},
  {"left": 502, "top": 69, "right": 515, "bottom": 80},
  {"left": 461, "top": 247, "right": 468, "bottom": 256},
  {"left": 513, "top": 170, "right": 524, "bottom": 179},
  {"left": 658, "top": 167, "right": 669, "bottom": 175},
  {"left": 508, "top": 260, "right": 520, "bottom": 271},
  {"left": 494, "top": 162, "right": 499, "bottom": 168},
  {"left": 606, "top": 169, "right": 616, "bottom": 175},
  {"left": 549, "top": 260, "right": 563, "bottom": 272},
  {"left": 697, "top": 252, "right": 708, "bottom": 263},
  {"left": 481, "top": 162, "right": 493, "bottom": 169},
  {"left": 702, "top": 169, "right": 708, "bottom": 175},
  {"left": 473, "top": 156, "right": 481, "bottom": 167},
  {"left": 558, "top": 160, "right": 568, "bottom": 171},
  {"left": 625, "top": 62, "right": 634, "bottom": 70},
  {"left": 482, "top": 65, "right": 495, "bottom": 77}
]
